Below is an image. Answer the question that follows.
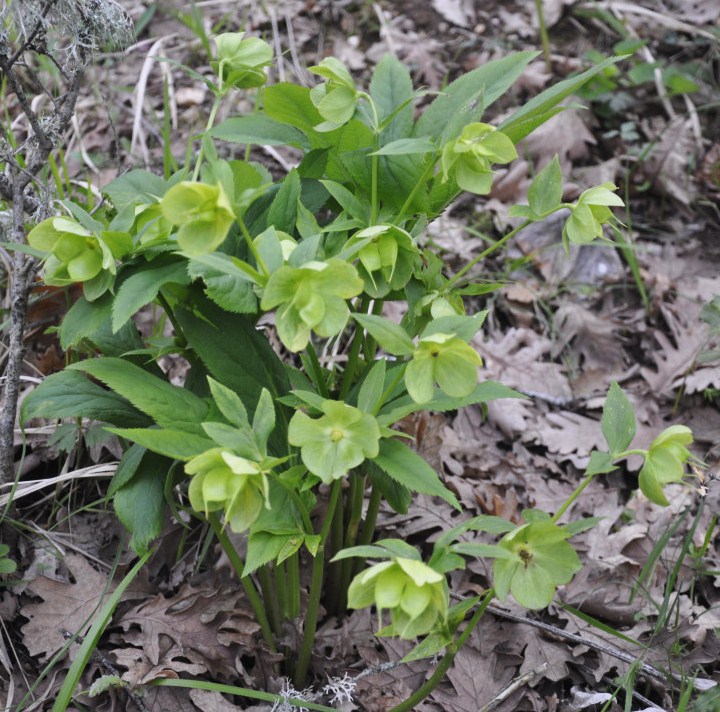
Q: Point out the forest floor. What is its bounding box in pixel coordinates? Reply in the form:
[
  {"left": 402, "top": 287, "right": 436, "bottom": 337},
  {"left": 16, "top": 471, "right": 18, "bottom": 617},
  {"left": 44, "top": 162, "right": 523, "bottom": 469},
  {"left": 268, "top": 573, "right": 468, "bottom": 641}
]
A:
[{"left": 2, "top": 0, "right": 720, "bottom": 710}]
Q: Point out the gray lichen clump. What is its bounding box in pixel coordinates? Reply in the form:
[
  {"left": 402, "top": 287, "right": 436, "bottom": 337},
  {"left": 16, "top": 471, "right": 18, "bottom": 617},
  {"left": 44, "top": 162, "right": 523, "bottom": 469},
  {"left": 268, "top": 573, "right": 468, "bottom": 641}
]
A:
[{"left": 1, "top": 0, "right": 134, "bottom": 58}]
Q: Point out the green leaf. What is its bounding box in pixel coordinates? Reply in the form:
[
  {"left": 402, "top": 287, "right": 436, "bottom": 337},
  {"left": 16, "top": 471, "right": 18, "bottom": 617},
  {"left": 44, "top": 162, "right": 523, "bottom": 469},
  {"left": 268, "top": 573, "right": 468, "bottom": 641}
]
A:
[
  {"left": 176, "top": 294, "right": 291, "bottom": 447},
  {"left": 563, "top": 517, "right": 603, "bottom": 537},
  {"left": 601, "top": 381, "right": 636, "bottom": 455},
  {"left": 112, "top": 258, "right": 191, "bottom": 333},
  {"left": 586, "top": 450, "right": 618, "bottom": 476},
  {"left": 357, "top": 359, "right": 387, "bottom": 414},
  {"left": 527, "top": 155, "right": 563, "bottom": 216},
  {"left": 59, "top": 292, "right": 113, "bottom": 350},
  {"left": 113, "top": 450, "right": 168, "bottom": 555},
  {"left": 21, "top": 370, "right": 149, "bottom": 427},
  {"left": 370, "top": 54, "right": 414, "bottom": 142},
  {"left": 415, "top": 52, "right": 538, "bottom": 138},
  {"left": 103, "top": 169, "right": 170, "bottom": 208},
  {"left": 372, "top": 439, "right": 460, "bottom": 510},
  {"left": 371, "top": 138, "right": 436, "bottom": 156},
  {"left": 267, "top": 169, "right": 301, "bottom": 234},
  {"left": 210, "top": 115, "right": 310, "bottom": 150},
  {"left": 68, "top": 358, "right": 208, "bottom": 433},
  {"left": 451, "top": 543, "right": 516, "bottom": 560},
  {"left": 187, "top": 256, "right": 257, "bottom": 313},
  {"left": 352, "top": 313, "right": 415, "bottom": 356},
  {"left": 369, "top": 462, "right": 412, "bottom": 513},
  {"left": 320, "top": 179, "right": 368, "bottom": 222},
  {"left": 108, "top": 443, "right": 145, "bottom": 496},
  {"left": 263, "top": 83, "right": 331, "bottom": 149},
  {"left": 499, "top": 56, "right": 623, "bottom": 143},
  {"left": 108, "top": 428, "right": 214, "bottom": 459},
  {"left": 379, "top": 380, "right": 525, "bottom": 425}
]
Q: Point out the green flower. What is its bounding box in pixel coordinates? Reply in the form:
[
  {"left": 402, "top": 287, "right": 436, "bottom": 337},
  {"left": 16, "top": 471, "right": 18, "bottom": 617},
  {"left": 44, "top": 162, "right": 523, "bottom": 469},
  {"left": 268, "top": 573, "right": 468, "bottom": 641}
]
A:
[
  {"left": 346, "top": 225, "right": 418, "bottom": 298},
  {"left": 288, "top": 400, "right": 381, "bottom": 483},
  {"left": 211, "top": 33, "right": 273, "bottom": 90},
  {"left": 160, "top": 181, "right": 236, "bottom": 256},
  {"left": 185, "top": 447, "right": 269, "bottom": 533},
  {"left": 638, "top": 425, "right": 693, "bottom": 506},
  {"left": 260, "top": 259, "right": 364, "bottom": 352},
  {"left": 133, "top": 203, "right": 173, "bottom": 246},
  {"left": 348, "top": 557, "right": 448, "bottom": 639},
  {"left": 562, "top": 183, "right": 623, "bottom": 247},
  {"left": 309, "top": 57, "right": 359, "bottom": 132},
  {"left": 441, "top": 123, "right": 517, "bottom": 195},
  {"left": 493, "top": 521, "right": 581, "bottom": 610},
  {"left": 405, "top": 333, "right": 482, "bottom": 403},
  {"left": 28, "top": 216, "right": 131, "bottom": 294}
]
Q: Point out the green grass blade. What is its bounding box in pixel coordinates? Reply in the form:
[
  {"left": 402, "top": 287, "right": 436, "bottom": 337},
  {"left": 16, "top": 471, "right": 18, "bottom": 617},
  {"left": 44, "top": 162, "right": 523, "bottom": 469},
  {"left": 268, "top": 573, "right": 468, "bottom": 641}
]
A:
[{"left": 51, "top": 549, "right": 153, "bottom": 712}]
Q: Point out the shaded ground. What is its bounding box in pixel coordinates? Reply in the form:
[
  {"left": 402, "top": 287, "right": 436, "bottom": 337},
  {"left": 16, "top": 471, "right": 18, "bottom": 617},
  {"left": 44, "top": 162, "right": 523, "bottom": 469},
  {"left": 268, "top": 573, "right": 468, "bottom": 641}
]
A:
[{"left": 2, "top": 0, "right": 720, "bottom": 710}]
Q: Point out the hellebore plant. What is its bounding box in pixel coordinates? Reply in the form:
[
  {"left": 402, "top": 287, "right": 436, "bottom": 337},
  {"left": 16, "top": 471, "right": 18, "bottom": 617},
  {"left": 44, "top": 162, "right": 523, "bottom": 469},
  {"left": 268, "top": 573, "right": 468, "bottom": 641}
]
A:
[{"left": 20, "top": 34, "right": 700, "bottom": 710}]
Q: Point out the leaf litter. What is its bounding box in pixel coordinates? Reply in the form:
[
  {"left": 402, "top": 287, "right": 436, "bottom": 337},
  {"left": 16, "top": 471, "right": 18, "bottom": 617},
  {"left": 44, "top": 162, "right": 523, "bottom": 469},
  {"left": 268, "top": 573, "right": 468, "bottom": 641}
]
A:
[{"left": 2, "top": 0, "right": 720, "bottom": 710}]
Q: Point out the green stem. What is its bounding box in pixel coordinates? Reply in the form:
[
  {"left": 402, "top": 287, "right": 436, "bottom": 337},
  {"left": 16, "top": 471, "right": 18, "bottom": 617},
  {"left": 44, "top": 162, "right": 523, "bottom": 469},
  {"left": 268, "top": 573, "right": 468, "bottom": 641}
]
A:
[
  {"left": 358, "top": 483, "right": 381, "bottom": 547},
  {"left": 446, "top": 220, "right": 531, "bottom": 289},
  {"left": 339, "top": 296, "right": 370, "bottom": 400},
  {"left": 396, "top": 157, "right": 437, "bottom": 225},
  {"left": 535, "top": 0, "right": 552, "bottom": 71},
  {"left": 340, "top": 473, "right": 367, "bottom": 602},
  {"left": 287, "top": 551, "right": 301, "bottom": 619},
  {"left": 277, "top": 561, "right": 291, "bottom": 620},
  {"left": 257, "top": 564, "right": 282, "bottom": 636},
  {"left": 236, "top": 215, "right": 270, "bottom": 277},
  {"left": 192, "top": 95, "right": 222, "bottom": 181},
  {"left": 551, "top": 474, "right": 593, "bottom": 524},
  {"left": 208, "top": 515, "right": 276, "bottom": 652},
  {"left": 359, "top": 92, "right": 381, "bottom": 224},
  {"left": 294, "top": 480, "right": 343, "bottom": 687},
  {"left": 303, "top": 341, "right": 330, "bottom": 398},
  {"left": 388, "top": 589, "right": 495, "bottom": 712},
  {"left": 157, "top": 291, "right": 187, "bottom": 346}
]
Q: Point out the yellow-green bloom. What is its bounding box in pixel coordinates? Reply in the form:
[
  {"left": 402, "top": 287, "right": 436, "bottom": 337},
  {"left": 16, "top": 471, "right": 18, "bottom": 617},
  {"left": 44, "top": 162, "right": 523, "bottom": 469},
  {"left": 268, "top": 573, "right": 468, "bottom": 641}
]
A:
[
  {"left": 186, "top": 447, "right": 269, "bottom": 533},
  {"left": 28, "top": 216, "right": 131, "bottom": 293},
  {"left": 346, "top": 224, "right": 418, "bottom": 298},
  {"left": 309, "top": 57, "right": 359, "bottom": 131},
  {"left": 288, "top": 400, "right": 380, "bottom": 483},
  {"left": 493, "top": 521, "right": 581, "bottom": 610},
  {"left": 260, "top": 259, "right": 363, "bottom": 352},
  {"left": 638, "top": 425, "right": 693, "bottom": 506},
  {"left": 211, "top": 33, "right": 273, "bottom": 90},
  {"left": 160, "top": 181, "right": 235, "bottom": 256},
  {"left": 405, "top": 333, "right": 482, "bottom": 403},
  {"left": 562, "top": 183, "right": 623, "bottom": 246},
  {"left": 348, "top": 557, "right": 448, "bottom": 639},
  {"left": 441, "top": 123, "right": 517, "bottom": 194}
]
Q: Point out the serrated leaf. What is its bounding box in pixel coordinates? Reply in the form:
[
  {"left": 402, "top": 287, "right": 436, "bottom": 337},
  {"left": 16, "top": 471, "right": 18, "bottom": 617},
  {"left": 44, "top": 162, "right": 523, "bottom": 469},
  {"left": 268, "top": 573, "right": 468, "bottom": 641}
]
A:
[
  {"left": 371, "top": 137, "right": 436, "bottom": 156},
  {"left": 499, "top": 56, "right": 623, "bottom": 143},
  {"left": 372, "top": 438, "right": 460, "bottom": 510},
  {"left": 59, "top": 292, "right": 113, "bottom": 350},
  {"left": 210, "top": 115, "right": 310, "bottom": 149},
  {"left": 415, "top": 52, "right": 538, "bottom": 138},
  {"left": 68, "top": 358, "right": 208, "bottom": 433},
  {"left": 112, "top": 258, "right": 190, "bottom": 332},
  {"left": 357, "top": 359, "right": 386, "bottom": 414},
  {"left": 113, "top": 450, "right": 168, "bottom": 555},
  {"left": 21, "top": 370, "right": 149, "bottom": 427},
  {"left": 353, "top": 313, "right": 415, "bottom": 356},
  {"left": 108, "top": 428, "right": 214, "bottom": 459}
]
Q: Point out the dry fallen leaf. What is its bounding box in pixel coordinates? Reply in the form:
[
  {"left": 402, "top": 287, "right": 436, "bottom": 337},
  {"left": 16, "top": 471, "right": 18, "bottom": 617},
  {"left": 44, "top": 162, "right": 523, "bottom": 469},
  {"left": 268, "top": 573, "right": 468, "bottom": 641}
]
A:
[{"left": 21, "top": 554, "right": 111, "bottom": 660}]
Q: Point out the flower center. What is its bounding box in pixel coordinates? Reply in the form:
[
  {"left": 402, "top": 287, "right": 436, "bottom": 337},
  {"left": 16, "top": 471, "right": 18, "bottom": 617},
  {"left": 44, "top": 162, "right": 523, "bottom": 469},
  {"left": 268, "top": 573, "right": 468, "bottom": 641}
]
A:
[{"left": 330, "top": 428, "right": 345, "bottom": 442}]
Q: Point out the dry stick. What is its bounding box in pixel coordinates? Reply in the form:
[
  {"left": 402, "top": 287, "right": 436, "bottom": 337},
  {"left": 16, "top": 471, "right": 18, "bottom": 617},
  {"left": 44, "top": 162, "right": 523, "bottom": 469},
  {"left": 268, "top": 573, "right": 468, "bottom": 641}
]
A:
[
  {"left": 483, "top": 603, "right": 716, "bottom": 693},
  {"left": 0, "top": 167, "right": 38, "bottom": 487},
  {"left": 0, "top": 61, "right": 86, "bottom": 486},
  {"left": 478, "top": 662, "right": 548, "bottom": 712}
]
